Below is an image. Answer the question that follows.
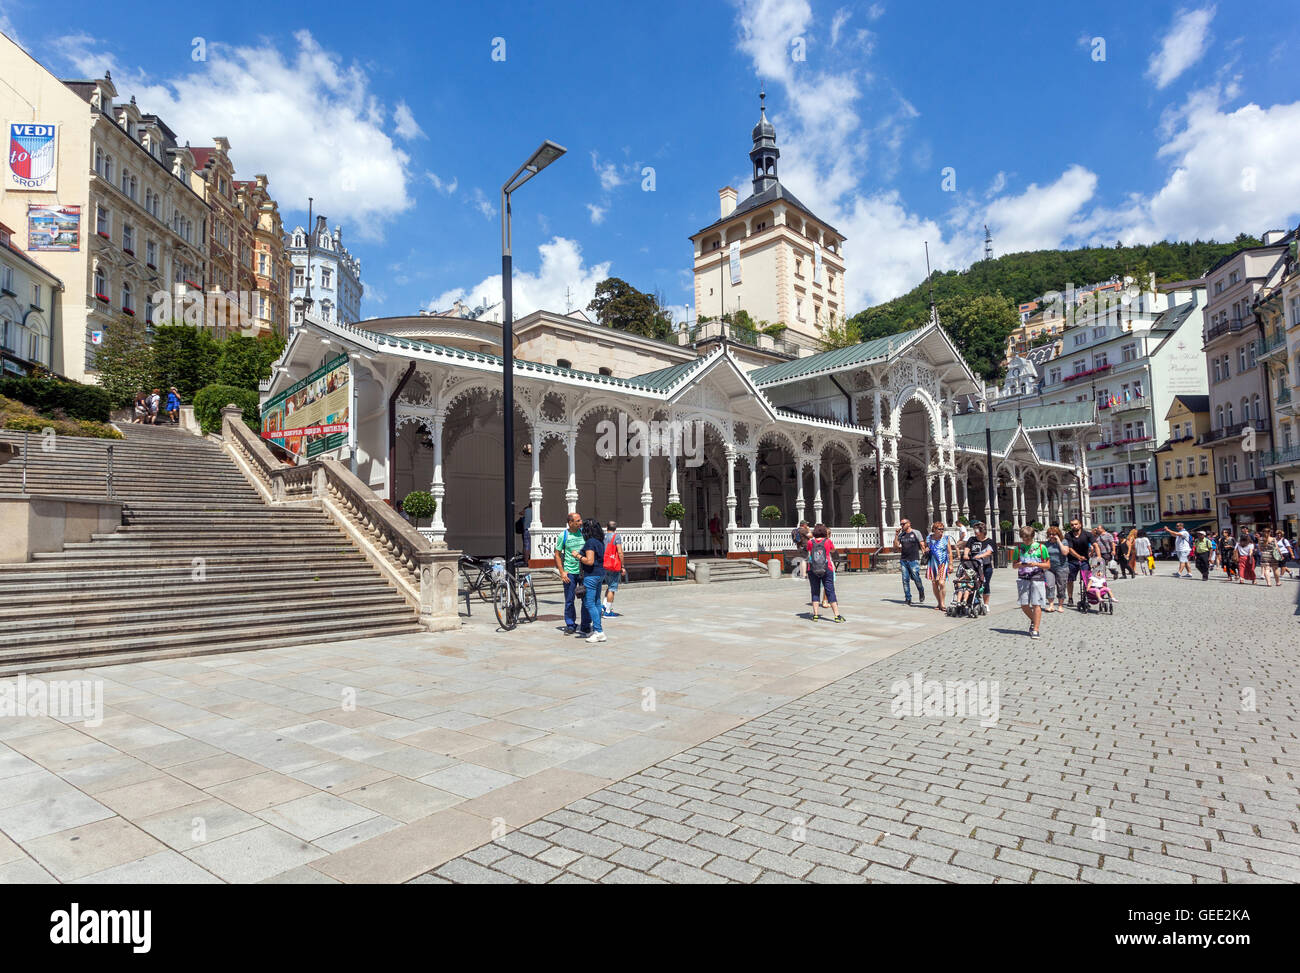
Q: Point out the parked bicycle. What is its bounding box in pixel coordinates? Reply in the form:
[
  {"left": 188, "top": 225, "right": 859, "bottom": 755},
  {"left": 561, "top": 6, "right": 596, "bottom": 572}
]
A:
[
  {"left": 492, "top": 554, "right": 537, "bottom": 631},
  {"left": 458, "top": 554, "right": 498, "bottom": 603}
]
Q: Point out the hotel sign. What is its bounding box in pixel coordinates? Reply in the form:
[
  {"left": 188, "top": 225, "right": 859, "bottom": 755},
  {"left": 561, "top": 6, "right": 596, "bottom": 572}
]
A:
[{"left": 6, "top": 123, "right": 58, "bottom": 191}]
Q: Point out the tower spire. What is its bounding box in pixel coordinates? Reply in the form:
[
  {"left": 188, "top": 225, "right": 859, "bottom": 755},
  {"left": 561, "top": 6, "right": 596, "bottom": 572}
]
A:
[{"left": 750, "top": 87, "right": 779, "bottom": 195}]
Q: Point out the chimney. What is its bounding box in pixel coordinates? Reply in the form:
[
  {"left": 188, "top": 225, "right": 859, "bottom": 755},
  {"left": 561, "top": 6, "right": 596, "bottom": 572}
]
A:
[{"left": 719, "top": 186, "right": 737, "bottom": 219}]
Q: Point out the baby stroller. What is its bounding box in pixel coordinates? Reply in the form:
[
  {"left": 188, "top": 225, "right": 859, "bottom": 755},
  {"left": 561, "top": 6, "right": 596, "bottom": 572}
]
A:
[
  {"left": 948, "top": 560, "right": 986, "bottom": 617},
  {"left": 1080, "top": 562, "right": 1115, "bottom": 615}
]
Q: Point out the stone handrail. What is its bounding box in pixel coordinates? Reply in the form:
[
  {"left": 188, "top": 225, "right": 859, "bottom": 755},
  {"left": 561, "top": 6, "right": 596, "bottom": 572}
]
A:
[{"left": 218, "top": 405, "right": 458, "bottom": 630}]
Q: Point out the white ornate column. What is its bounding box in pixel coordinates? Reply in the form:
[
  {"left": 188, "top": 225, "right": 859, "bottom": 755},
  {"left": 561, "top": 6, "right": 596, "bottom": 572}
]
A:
[
  {"left": 937, "top": 466, "right": 947, "bottom": 523},
  {"left": 724, "top": 444, "right": 738, "bottom": 530},
  {"left": 851, "top": 462, "right": 862, "bottom": 518},
  {"left": 924, "top": 468, "right": 933, "bottom": 525},
  {"left": 795, "top": 459, "right": 806, "bottom": 523},
  {"left": 430, "top": 410, "right": 446, "bottom": 533},
  {"left": 890, "top": 461, "right": 901, "bottom": 526},
  {"left": 528, "top": 426, "right": 543, "bottom": 533},
  {"left": 564, "top": 427, "right": 578, "bottom": 514},
  {"left": 667, "top": 429, "right": 680, "bottom": 506},
  {"left": 747, "top": 452, "right": 759, "bottom": 530},
  {"left": 812, "top": 459, "right": 824, "bottom": 525},
  {"left": 640, "top": 443, "right": 653, "bottom": 529}
]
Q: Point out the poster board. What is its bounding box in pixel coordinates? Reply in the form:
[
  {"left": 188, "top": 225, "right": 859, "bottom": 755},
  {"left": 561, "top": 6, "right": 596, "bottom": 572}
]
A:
[
  {"left": 27, "top": 203, "right": 79, "bottom": 251},
  {"left": 260, "top": 353, "right": 350, "bottom": 458}
]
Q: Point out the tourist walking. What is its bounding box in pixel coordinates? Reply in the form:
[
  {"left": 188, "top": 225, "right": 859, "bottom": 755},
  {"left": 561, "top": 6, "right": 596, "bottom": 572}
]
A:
[
  {"left": 1044, "top": 525, "right": 1069, "bottom": 612},
  {"left": 578, "top": 519, "right": 606, "bottom": 642},
  {"left": 1095, "top": 525, "right": 1116, "bottom": 576},
  {"left": 709, "top": 513, "right": 724, "bottom": 557},
  {"left": 1278, "top": 534, "right": 1296, "bottom": 578},
  {"left": 1234, "top": 533, "right": 1256, "bottom": 584},
  {"left": 806, "top": 524, "right": 844, "bottom": 622},
  {"left": 1012, "top": 525, "right": 1050, "bottom": 639},
  {"left": 1064, "top": 518, "right": 1096, "bottom": 604},
  {"left": 1163, "top": 522, "right": 1193, "bottom": 578},
  {"left": 554, "top": 511, "right": 585, "bottom": 634},
  {"left": 1134, "top": 530, "right": 1152, "bottom": 576},
  {"left": 147, "top": 388, "right": 161, "bottom": 425},
  {"left": 1193, "top": 531, "right": 1212, "bottom": 581},
  {"left": 602, "top": 520, "right": 624, "bottom": 616},
  {"left": 1115, "top": 529, "right": 1135, "bottom": 580},
  {"left": 1220, "top": 529, "right": 1238, "bottom": 579},
  {"left": 1259, "top": 529, "right": 1282, "bottom": 587},
  {"left": 966, "top": 523, "right": 995, "bottom": 609},
  {"left": 925, "top": 522, "right": 955, "bottom": 612},
  {"left": 791, "top": 521, "right": 811, "bottom": 579},
  {"left": 133, "top": 391, "right": 147, "bottom": 423},
  {"left": 166, "top": 387, "right": 181, "bottom": 424},
  {"left": 895, "top": 518, "right": 925, "bottom": 606}
]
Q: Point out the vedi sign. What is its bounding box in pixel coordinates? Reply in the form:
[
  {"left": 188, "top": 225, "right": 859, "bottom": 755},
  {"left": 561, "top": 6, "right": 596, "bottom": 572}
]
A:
[
  {"left": 260, "top": 353, "right": 350, "bottom": 459},
  {"left": 6, "top": 122, "right": 58, "bottom": 191}
]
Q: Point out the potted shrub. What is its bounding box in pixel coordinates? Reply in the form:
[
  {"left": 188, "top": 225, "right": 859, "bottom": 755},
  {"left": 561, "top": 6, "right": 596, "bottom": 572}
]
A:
[
  {"left": 849, "top": 511, "right": 868, "bottom": 547},
  {"left": 401, "top": 490, "right": 437, "bottom": 528},
  {"left": 1000, "top": 518, "right": 1013, "bottom": 546},
  {"left": 662, "top": 501, "right": 686, "bottom": 561},
  {"left": 848, "top": 512, "right": 869, "bottom": 570},
  {"left": 760, "top": 504, "right": 781, "bottom": 553}
]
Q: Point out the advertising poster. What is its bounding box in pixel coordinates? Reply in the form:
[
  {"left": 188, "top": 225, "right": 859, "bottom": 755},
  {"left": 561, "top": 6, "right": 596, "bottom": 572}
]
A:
[
  {"left": 27, "top": 203, "right": 80, "bottom": 251},
  {"left": 260, "top": 353, "right": 350, "bottom": 458},
  {"left": 6, "top": 122, "right": 58, "bottom": 191},
  {"left": 728, "top": 240, "right": 741, "bottom": 285}
]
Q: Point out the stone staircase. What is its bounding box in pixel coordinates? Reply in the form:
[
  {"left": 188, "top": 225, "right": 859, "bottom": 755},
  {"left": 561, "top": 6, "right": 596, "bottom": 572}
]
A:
[
  {"left": 690, "top": 557, "right": 772, "bottom": 583},
  {"left": 0, "top": 424, "right": 422, "bottom": 673}
]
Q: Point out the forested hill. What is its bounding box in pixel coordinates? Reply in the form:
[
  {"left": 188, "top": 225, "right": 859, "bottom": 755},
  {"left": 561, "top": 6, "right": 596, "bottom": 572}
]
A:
[{"left": 848, "top": 235, "right": 1261, "bottom": 342}]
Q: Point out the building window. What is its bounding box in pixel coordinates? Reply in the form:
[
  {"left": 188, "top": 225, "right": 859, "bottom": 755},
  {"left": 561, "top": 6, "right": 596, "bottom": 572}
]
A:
[
  {"left": 321, "top": 268, "right": 332, "bottom": 289},
  {"left": 1199, "top": 455, "right": 1208, "bottom": 475},
  {"left": 293, "top": 267, "right": 305, "bottom": 288},
  {"left": 1175, "top": 459, "right": 1183, "bottom": 478},
  {"left": 122, "top": 282, "right": 133, "bottom": 314},
  {"left": 1286, "top": 481, "right": 1297, "bottom": 504},
  {"left": 598, "top": 367, "right": 612, "bottom": 376},
  {"left": 1164, "top": 461, "right": 1171, "bottom": 479},
  {"left": 1226, "top": 403, "right": 1234, "bottom": 426},
  {"left": 146, "top": 240, "right": 157, "bottom": 267},
  {"left": 122, "top": 223, "right": 133, "bottom": 254},
  {"left": 96, "top": 206, "right": 110, "bottom": 236},
  {"left": 1212, "top": 358, "right": 1221, "bottom": 382},
  {"left": 556, "top": 358, "right": 572, "bottom": 369},
  {"left": 1093, "top": 352, "right": 1108, "bottom": 368},
  {"left": 1121, "top": 343, "right": 1137, "bottom": 362}
]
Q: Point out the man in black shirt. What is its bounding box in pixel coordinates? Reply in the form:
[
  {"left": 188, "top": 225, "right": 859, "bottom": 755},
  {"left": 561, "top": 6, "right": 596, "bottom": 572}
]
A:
[
  {"left": 1065, "top": 517, "right": 1097, "bottom": 604},
  {"left": 964, "top": 523, "right": 996, "bottom": 607},
  {"left": 894, "top": 517, "right": 925, "bottom": 605}
]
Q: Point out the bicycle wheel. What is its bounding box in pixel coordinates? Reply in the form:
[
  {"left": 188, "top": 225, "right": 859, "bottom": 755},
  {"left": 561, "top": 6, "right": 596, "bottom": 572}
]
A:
[
  {"left": 476, "top": 570, "right": 494, "bottom": 603},
  {"left": 519, "top": 574, "right": 538, "bottom": 622},
  {"left": 493, "top": 580, "right": 518, "bottom": 631}
]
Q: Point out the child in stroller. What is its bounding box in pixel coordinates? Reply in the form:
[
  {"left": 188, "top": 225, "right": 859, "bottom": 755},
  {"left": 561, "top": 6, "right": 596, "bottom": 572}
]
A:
[
  {"left": 1081, "top": 556, "right": 1117, "bottom": 614},
  {"left": 948, "top": 557, "right": 986, "bottom": 617}
]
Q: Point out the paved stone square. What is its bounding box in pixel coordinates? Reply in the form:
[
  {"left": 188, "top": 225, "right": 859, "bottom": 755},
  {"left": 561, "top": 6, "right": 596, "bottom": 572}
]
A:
[
  {"left": 0, "top": 571, "right": 961, "bottom": 883},
  {"left": 421, "top": 570, "right": 1300, "bottom": 884}
]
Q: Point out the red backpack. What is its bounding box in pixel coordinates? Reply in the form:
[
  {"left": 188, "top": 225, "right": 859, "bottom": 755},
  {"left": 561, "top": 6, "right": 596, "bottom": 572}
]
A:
[{"left": 603, "top": 534, "right": 622, "bottom": 571}]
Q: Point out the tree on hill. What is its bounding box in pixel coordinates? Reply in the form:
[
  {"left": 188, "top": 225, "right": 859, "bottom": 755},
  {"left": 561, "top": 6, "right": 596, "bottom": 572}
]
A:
[
  {"left": 587, "top": 277, "right": 675, "bottom": 341},
  {"left": 935, "top": 294, "right": 1020, "bottom": 381}
]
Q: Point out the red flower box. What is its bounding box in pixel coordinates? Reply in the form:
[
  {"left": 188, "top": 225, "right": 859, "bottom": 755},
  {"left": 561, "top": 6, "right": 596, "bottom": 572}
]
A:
[
  {"left": 123, "top": 247, "right": 134, "bottom": 256},
  {"left": 122, "top": 308, "right": 134, "bottom": 316},
  {"left": 95, "top": 293, "right": 110, "bottom": 302},
  {"left": 97, "top": 231, "right": 110, "bottom": 239}
]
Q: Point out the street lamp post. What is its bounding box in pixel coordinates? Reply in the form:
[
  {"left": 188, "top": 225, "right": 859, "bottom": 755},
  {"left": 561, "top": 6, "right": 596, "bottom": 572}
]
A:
[{"left": 501, "top": 140, "right": 566, "bottom": 572}]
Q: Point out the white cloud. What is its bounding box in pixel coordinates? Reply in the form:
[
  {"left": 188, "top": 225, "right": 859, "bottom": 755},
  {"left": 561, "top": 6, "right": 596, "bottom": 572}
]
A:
[
  {"left": 393, "top": 100, "right": 424, "bottom": 140},
  {"left": 830, "top": 8, "right": 851, "bottom": 46},
  {"left": 470, "top": 187, "right": 496, "bottom": 221},
  {"left": 983, "top": 165, "right": 1098, "bottom": 253},
  {"left": 426, "top": 171, "right": 458, "bottom": 195},
  {"left": 1097, "top": 90, "right": 1300, "bottom": 244},
  {"left": 426, "top": 237, "right": 611, "bottom": 319},
  {"left": 587, "top": 203, "right": 607, "bottom": 225},
  {"left": 591, "top": 151, "right": 624, "bottom": 191},
  {"left": 50, "top": 30, "right": 414, "bottom": 239},
  {"left": 867, "top": 2, "right": 885, "bottom": 20},
  {"left": 1146, "top": 6, "right": 1216, "bottom": 90}
]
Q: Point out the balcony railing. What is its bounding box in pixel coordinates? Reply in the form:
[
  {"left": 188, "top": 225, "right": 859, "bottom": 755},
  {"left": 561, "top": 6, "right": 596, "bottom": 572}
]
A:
[
  {"left": 1264, "top": 444, "right": 1300, "bottom": 468},
  {"left": 1259, "top": 330, "right": 1289, "bottom": 358},
  {"left": 1089, "top": 480, "right": 1152, "bottom": 493},
  {"left": 1199, "top": 418, "right": 1269, "bottom": 445},
  {"left": 1089, "top": 435, "right": 1153, "bottom": 451},
  {"left": 1205, "top": 317, "right": 1246, "bottom": 343}
]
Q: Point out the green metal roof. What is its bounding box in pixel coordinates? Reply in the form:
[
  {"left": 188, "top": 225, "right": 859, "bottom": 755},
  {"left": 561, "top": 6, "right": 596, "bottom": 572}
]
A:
[
  {"left": 626, "top": 358, "right": 709, "bottom": 391},
  {"left": 951, "top": 400, "right": 1096, "bottom": 437},
  {"left": 749, "top": 329, "right": 923, "bottom": 386},
  {"left": 955, "top": 428, "right": 1018, "bottom": 454}
]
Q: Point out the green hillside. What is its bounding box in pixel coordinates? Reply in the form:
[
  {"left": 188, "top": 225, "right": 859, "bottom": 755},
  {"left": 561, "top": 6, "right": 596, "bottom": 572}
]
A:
[{"left": 843, "top": 235, "right": 1261, "bottom": 379}]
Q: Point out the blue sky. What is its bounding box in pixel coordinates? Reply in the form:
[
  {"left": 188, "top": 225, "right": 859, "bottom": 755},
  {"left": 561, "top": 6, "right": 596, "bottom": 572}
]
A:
[{"left": 4, "top": 0, "right": 1299, "bottom": 322}]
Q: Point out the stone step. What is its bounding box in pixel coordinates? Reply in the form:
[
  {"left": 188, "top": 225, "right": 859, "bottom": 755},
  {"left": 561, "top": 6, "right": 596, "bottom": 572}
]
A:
[
  {"left": 0, "top": 622, "right": 426, "bottom": 677},
  {"left": 0, "top": 566, "right": 385, "bottom": 596},
  {"left": 0, "top": 601, "right": 417, "bottom": 650},
  {"left": 4, "top": 589, "right": 405, "bottom": 633},
  {"left": 11, "top": 551, "right": 370, "bottom": 572},
  {"left": 92, "top": 527, "right": 345, "bottom": 541}
]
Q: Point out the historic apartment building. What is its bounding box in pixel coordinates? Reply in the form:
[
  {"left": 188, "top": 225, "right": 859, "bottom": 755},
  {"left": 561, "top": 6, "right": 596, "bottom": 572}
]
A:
[
  {"left": 1154, "top": 394, "right": 1215, "bottom": 530},
  {"left": 688, "top": 93, "right": 845, "bottom": 354},
  {"left": 0, "top": 222, "right": 60, "bottom": 375},
  {"left": 236, "top": 175, "right": 291, "bottom": 338},
  {"left": 0, "top": 33, "right": 210, "bottom": 382},
  {"left": 1255, "top": 242, "right": 1300, "bottom": 537},
  {"left": 1200, "top": 232, "right": 1292, "bottom": 532},
  {"left": 286, "top": 216, "right": 363, "bottom": 327}
]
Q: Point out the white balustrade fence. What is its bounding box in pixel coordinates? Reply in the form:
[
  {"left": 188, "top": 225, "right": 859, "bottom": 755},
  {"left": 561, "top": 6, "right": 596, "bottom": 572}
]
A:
[{"left": 531, "top": 526, "right": 682, "bottom": 558}]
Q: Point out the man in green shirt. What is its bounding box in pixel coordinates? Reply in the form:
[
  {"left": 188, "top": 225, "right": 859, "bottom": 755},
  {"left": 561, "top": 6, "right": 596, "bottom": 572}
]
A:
[{"left": 554, "top": 511, "right": 585, "bottom": 634}]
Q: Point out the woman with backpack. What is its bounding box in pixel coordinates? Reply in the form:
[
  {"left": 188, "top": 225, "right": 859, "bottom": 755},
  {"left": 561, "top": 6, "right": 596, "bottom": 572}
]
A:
[
  {"left": 602, "top": 520, "right": 624, "bottom": 617},
  {"left": 925, "top": 522, "right": 955, "bottom": 613},
  {"left": 806, "top": 524, "right": 844, "bottom": 623}
]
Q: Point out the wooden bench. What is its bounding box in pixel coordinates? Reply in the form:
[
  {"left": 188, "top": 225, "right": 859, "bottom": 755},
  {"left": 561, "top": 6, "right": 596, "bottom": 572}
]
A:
[{"left": 623, "top": 551, "right": 661, "bottom": 582}]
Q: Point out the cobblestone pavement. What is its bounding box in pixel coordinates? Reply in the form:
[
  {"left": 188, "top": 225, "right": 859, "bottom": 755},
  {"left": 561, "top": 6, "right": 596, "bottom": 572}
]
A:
[{"left": 419, "top": 572, "right": 1300, "bottom": 883}]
